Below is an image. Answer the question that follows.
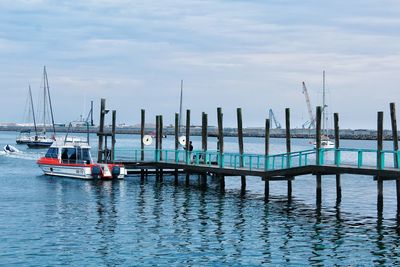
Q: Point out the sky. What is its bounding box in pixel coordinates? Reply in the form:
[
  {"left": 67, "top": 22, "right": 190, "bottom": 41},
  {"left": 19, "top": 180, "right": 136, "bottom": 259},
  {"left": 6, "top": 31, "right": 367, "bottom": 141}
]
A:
[{"left": 0, "top": 0, "right": 399, "bottom": 129}]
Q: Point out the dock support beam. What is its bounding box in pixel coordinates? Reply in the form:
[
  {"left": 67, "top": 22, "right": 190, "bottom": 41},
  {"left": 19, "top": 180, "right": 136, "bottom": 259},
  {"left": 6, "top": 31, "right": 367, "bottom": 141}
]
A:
[
  {"left": 334, "top": 112, "right": 341, "bottom": 203},
  {"left": 217, "top": 107, "right": 225, "bottom": 190},
  {"left": 237, "top": 108, "right": 246, "bottom": 193},
  {"left": 265, "top": 119, "right": 270, "bottom": 202},
  {"left": 377, "top": 111, "right": 384, "bottom": 211},
  {"left": 285, "top": 108, "right": 292, "bottom": 201},
  {"left": 316, "top": 106, "right": 322, "bottom": 204},
  {"left": 390, "top": 103, "right": 400, "bottom": 215}
]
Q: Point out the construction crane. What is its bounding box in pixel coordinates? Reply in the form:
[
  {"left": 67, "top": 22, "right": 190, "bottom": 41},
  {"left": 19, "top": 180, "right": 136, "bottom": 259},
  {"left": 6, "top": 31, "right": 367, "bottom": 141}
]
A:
[
  {"left": 268, "top": 109, "right": 282, "bottom": 129},
  {"left": 301, "top": 81, "right": 315, "bottom": 129}
]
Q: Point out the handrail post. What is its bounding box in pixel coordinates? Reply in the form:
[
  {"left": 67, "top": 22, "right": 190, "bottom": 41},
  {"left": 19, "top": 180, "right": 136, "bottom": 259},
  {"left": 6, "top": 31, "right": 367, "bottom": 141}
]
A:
[
  {"left": 358, "top": 150, "right": 363, "bottom": 168},
  {"left": 299, "top": 152, "right": 303, "bottom": 166}
]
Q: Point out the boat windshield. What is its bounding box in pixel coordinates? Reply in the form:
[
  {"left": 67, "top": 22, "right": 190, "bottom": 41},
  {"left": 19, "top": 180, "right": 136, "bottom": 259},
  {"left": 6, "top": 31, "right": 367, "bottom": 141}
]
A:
[
  {"left": 45, "top": 148, "right": 58, "bottom": 159},
  {"left": 61, "top": 147, "right": 91, "bottom": 164}
]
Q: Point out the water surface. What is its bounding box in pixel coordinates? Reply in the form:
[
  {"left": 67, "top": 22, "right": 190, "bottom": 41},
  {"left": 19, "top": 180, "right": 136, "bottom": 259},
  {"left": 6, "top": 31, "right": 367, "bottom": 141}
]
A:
[{"left": 0, "top": 132, "right": 399, "bottom": 266}]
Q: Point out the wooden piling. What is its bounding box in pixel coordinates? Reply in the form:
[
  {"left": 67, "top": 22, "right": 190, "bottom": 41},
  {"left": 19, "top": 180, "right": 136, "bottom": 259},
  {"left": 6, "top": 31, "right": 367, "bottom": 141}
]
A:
[
  {"left": 217, "top": 107, "right": 225, "bottom": 189},
  {"left": 97, "top": 98, "right": 106, "bottom": 163},
  {"left": 202, "top": 112, "right": 208, "bottom": 155},
  {"left": 111, "top": 110, "right": 116, "bottom": 163},
  {"left": 390, "top": 103, "right": 400, "bottom": 213},
  {"left": 201, "top": 112, "right": 208, "bottom": 188},
  {"left": 155, "top": 115, "right": 160, "bottom": 181},
  {"left": 265, "top": 118, "right": 270, "bottom": 201},
  {"left": 159, "top": 115, "right": 163, "bottom": 180},
  {"left": 316, "top": 106, "right": 322, "bottom": 204},
  {"left": 155, "top": 115, "right": 160, "bottom": 156},
  {"left": 174, "top": 113, "right": 179, "bottom": 184},
  {"left": 185, "top": 109, "right": 191, "bottom": 185},
  {"left": 140, "top": 109, "right": 145, "bottom": 161},
  {"left": 334, "top": 112, "right": 341, "bottom": 203},
  {"left": 160, "top": 115, "right": 163, "bottom": 161},
  {"left": 237, "top": 108, "right": 246, "bottom": 192},
  {"left": 285, "top": 108, "right": 292, "bottom": 200},
  {"left": 377, "top": 111, "right": 384, "bottom": 209}
]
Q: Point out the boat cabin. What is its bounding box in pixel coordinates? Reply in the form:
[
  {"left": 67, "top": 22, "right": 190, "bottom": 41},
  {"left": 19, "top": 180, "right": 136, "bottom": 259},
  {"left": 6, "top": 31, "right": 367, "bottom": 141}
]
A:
[{"left": 45, "top": 143, "right": 93, "bottom": 165}]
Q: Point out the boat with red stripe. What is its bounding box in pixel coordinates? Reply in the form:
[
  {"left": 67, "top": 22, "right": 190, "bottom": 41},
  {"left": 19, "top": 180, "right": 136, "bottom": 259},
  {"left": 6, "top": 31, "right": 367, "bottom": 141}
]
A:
[{"left": 37, "top": 137, "right": 125, "bottom": 179}]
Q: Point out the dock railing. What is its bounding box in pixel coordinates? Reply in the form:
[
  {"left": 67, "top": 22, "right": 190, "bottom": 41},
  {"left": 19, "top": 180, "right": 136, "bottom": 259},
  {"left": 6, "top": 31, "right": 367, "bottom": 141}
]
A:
[{"left": 114, "top": 147, "right": 400, "bottom": 172}]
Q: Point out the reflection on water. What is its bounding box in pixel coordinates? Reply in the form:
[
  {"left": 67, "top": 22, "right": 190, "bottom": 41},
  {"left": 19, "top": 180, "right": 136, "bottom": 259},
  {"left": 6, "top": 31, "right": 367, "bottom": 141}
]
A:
[
  {"left": 1, "top": 172, "right": 400, "bottom": 265},
  {"left": 1, "top": 131, "right": 400, "bottom": 265}
]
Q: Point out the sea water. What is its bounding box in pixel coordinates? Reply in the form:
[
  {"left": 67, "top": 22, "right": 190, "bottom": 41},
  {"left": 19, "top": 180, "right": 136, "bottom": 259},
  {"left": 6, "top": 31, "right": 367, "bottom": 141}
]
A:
[{"left": 0, "top": 131, "right": 399, "bottom": 266}]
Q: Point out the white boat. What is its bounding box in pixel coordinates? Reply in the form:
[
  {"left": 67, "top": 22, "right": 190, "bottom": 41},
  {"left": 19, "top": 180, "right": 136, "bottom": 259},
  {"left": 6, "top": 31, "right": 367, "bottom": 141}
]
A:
[
  {"left": 3, "top": 144, "right": 20, "bottom": 153},
  {"left": 16, "top": 130, "right": 34, "bottom": 144},
  {"left": 16, "top": 86, "right": 37, "bottom": 145},
  {"left": 314, "top": 135, "right": 335, "bottom": 149},
  {"left": 37, "top": 138, "right": 126, "bottom": 180}
]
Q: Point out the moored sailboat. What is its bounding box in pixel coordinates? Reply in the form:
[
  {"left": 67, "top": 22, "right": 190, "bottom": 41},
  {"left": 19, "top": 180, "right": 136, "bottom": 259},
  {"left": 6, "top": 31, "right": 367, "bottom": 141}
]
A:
[
  {"left": 314, "top": 70, "right": 334, "bottom": 149},
  {"left": 16, "top": 86, "right": 37, "bottom": 144},
  {"left": 26, "top": 66, "right": 57, "bottom": 148}
]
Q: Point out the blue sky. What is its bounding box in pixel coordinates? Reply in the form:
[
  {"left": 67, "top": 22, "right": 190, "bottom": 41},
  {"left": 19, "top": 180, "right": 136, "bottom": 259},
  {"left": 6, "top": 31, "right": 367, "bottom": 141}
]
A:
[{"left": 0, "top": 0, "right": 399, "bottom": 129}]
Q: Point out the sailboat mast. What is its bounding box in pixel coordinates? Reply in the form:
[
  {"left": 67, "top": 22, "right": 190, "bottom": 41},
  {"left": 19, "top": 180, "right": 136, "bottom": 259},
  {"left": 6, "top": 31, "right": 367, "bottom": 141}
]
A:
[
  {"left": 29, "top": 85, "right": 38, "bottom": 136},
  {"left": 322, "top": 70, "right": 326, "bottom": 135},
  {"left": 178, "top": 80, "right": 183, "bottom": 134},
  {"left": 44, "top": 66, "right": 56, "bottom": 136},
  {"left": 43, "top": 67, "right": 47, "bottom": 135}
]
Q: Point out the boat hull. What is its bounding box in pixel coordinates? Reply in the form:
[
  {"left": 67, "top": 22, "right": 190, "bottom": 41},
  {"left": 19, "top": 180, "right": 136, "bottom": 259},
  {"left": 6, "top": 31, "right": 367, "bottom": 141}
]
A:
[
  {"left": 38, "top": 162, "right": 125, "bottom": 180},
  {"left": 39, "top": 164, "right": 93, "bottom": 179},
  {"left": 27, "top": 141, "right": 53, "bottom": 148},
  {"left": 16, "top": 139, "right": 31, "bottom": 144}
]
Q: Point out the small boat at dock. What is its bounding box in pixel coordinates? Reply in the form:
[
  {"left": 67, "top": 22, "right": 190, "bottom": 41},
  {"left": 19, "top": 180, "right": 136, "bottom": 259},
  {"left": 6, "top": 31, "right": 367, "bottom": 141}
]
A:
[{"left": 37, "top": 139, "right": 126, "bottom": 180}]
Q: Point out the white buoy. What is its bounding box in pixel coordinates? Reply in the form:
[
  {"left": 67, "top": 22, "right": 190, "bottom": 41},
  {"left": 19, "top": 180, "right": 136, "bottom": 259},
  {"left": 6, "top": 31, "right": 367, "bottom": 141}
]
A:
[
  {"left": 179, "top": 136, "right": 186, "bottom": 146},
  {"left": 142, "top": 135, "right": 153, "bottom": 146}
]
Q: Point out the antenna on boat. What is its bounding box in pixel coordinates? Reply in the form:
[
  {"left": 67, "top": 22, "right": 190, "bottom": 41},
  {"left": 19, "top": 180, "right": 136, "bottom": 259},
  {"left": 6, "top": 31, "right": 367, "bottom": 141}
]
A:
[{"left": 178, "top": 80, "right": 183, "bottom": 135}]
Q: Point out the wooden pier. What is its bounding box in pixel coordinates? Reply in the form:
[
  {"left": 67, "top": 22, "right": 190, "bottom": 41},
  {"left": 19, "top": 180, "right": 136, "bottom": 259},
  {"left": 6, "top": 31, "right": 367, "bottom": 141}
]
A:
[{"left": 96, "top": 99, "right": 400, "bottom": 214}]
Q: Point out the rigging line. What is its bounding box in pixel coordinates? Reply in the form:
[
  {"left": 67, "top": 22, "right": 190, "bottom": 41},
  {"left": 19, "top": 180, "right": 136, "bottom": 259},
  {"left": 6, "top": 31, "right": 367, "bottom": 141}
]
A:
[{"left": 29, "top": 85, "right": 38, "bottom": 136}]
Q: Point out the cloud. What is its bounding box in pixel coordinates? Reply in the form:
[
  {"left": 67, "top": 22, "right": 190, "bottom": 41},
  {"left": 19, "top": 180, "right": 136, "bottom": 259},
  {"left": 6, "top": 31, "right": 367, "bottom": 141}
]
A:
[{"left": 0, "top": 0, "right": 399, "bottom": 129}]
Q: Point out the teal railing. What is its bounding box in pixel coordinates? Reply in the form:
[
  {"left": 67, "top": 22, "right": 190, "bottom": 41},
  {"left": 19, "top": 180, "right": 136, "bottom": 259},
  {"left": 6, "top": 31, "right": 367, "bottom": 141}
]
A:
[{"left": 113, "top": 148, "right": 400, "bottom": 171}]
